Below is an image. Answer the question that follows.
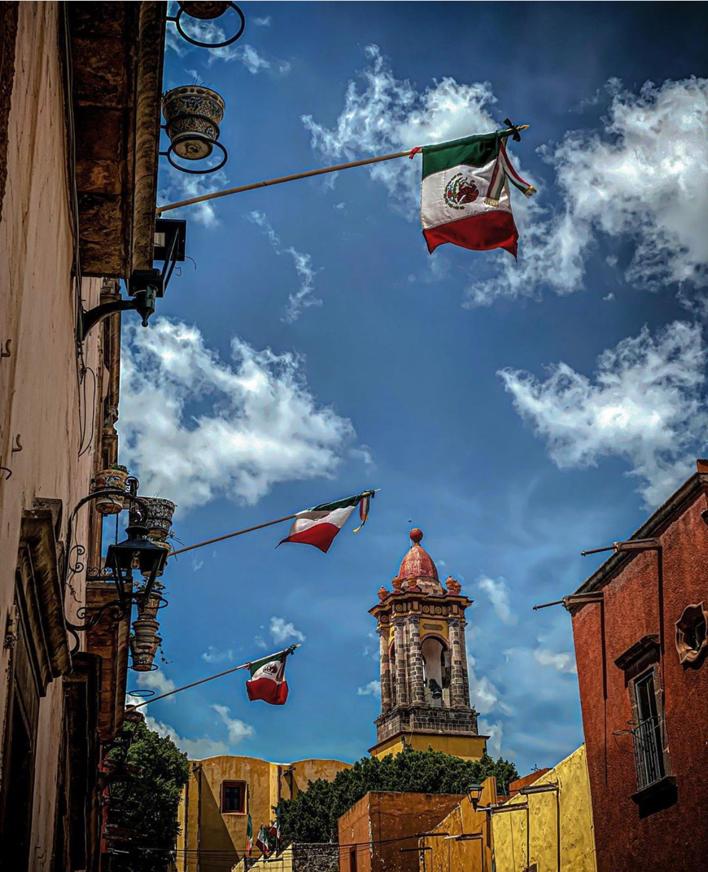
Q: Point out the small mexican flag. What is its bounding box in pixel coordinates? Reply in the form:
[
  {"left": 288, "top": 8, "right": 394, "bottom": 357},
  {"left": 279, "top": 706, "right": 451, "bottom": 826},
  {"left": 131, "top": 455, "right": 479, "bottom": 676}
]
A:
[
  {"left": 246, "top": 651, "right": 290, "bottom": 705},
  {"left": 279, "top": 490, "right": 375, "bottom": 553},
  {"left": 245, "top": 813, "right": 253, "bottom": 854},
  {"left": 419, "top": 131, "right": 536, "bottom": 257},
  {"left": 256, "top": 824, "right": 271, "bottom": 856}
]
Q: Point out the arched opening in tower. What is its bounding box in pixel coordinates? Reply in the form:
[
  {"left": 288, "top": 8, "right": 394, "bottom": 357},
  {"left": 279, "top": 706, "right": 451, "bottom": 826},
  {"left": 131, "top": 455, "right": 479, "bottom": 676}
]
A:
[{"left": 421, "top": 637, "right": 451, "bottom": 707}]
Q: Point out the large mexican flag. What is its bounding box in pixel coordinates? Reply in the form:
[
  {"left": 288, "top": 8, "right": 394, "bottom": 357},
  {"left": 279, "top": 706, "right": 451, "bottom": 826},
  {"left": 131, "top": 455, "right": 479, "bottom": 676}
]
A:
[
  {"left": 246, "top": 652, "right": 289, "bottom": 705},
  {"left": 279, "top": 491, "right": 374, "bottom": 553},
  {"left": 420, "top": 132, "right": 535, "bottom": 257}
]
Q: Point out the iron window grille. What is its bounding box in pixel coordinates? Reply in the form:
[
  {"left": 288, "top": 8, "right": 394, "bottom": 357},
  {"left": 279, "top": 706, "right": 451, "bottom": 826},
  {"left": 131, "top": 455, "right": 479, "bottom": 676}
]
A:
[{"left": 630, "top": 670, "right": 666, "bottom": 790}]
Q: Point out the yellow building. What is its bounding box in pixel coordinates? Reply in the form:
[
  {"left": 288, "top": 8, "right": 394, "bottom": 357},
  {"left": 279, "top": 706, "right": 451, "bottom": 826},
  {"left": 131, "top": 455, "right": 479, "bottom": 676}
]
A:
[
  {"left": 424, "top": 745, "right": 597, "bottom": 872},
  {"left": 369, "top": 529, "right": 487, "bottom": 761},
  {"left": 176, "top": 755, "right": 350, "bottom": 872}
]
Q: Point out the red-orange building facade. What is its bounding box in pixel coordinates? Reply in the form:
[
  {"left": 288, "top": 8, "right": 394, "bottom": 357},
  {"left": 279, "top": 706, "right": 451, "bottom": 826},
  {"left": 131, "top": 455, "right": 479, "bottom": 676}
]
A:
[{"left": 570, "top": 461, "right": 708, "bottom": 872}]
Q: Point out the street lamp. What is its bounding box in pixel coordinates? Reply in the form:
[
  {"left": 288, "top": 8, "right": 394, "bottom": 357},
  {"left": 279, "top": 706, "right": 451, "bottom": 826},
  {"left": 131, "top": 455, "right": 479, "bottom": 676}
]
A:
[{"left": 466, "top": 784, "right": 483, "bottom": 809}]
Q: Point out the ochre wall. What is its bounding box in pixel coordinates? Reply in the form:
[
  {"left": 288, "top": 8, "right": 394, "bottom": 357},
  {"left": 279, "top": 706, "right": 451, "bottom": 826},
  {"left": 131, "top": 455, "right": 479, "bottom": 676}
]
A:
[
  {"left": 492, "top": 745, "right": 596, "bottom": 872},
  {"left": 0, "top": 5, "right": 103, "bottom": 870},
  {"left": 571, "top": 482, "right": 708, "bottom": 872},
  {"left": 371, "top": 733, "right": 486, "bottom": 761},
  {"left": 424, "top": 776, "right": 497, "bottom": 872},
  {"left": 177, "top": 755, "right": 350, "bottom": 872}
]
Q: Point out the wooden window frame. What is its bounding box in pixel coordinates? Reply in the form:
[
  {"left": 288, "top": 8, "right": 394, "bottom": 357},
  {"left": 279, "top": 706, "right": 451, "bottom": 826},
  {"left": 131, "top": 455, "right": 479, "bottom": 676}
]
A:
[{"left": 220, "top": 780, "right": 247, "bottom": 815}]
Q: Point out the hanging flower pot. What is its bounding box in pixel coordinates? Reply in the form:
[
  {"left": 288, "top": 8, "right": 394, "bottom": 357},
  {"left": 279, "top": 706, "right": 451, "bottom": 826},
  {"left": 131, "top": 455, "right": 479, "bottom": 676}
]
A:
[
  {"left": 92, "top": 464, "right": 129, "bottom": 515},
  {"left": 162, "top": 85, "right": 226, "bottom": 170},
  {"left": 179, "top": 1, "right": 230, "bottom": 18},
  {"left": 137, "top": 580, "right": 165, "bottom": 621},
  {"left": 130, "top": 617, "right": 161, "bottom": 671},
  {"left": 140, "top": 497, "right": 176, "bottom": 544}
]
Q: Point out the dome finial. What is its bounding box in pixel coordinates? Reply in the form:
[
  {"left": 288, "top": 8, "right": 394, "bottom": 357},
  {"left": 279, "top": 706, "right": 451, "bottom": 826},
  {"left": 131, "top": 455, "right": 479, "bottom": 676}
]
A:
[{"left": 410, "top": 528, "right": 423, "bottom": 544}]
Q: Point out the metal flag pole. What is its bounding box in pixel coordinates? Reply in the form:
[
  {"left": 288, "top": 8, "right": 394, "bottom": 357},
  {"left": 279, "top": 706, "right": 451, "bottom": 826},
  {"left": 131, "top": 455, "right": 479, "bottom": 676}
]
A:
[
  {"left": 156, "top": 126, "right": 529, "bottom": 214},
  {"left": 126, "top": 643, "right": 301, "bottom": 710}
]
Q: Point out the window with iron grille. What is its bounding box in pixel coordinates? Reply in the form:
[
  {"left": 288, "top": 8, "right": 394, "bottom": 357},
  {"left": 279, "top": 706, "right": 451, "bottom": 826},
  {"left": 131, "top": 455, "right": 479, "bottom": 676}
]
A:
[
  {"left": 630, "top": 669, "right": 665, "bottom": 790},
  {"left": 221, "top": 780, "right": 247, "bottom": 814}
]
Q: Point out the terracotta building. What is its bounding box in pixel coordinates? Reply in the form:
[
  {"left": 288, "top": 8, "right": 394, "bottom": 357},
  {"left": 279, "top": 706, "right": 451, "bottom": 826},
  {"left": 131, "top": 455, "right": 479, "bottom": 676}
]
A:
[
  {"left": 338, "top": 791, "right": 464, "bottom": 872},
  {"left": 0, "top": 3, "right": 165, "bottom": 870},
  {"left": 370, "top": 529, "right": 487, "bottom": 761},
  {"left": 570, "top": 460, "right": 708, "bottom": 871},
  {"left": 177, "top": 754, "right": 351, "bottom": 872}
]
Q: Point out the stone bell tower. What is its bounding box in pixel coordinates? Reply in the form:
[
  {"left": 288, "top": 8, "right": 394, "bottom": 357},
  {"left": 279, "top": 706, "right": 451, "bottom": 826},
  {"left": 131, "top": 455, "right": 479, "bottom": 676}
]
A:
[{"left": 369, "top": 529, "right": 486, "bottom": 761}]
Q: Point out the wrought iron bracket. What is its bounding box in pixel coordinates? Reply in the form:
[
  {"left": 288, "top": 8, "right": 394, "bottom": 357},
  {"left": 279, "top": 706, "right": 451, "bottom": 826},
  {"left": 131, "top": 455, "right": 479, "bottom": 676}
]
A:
[
  {"left": 160, "top": 131, "right": 228, "bottom": 175},
  {"left": 167, "top": 3, "right": 245, "bottom": 49},
  {"left": 80, "top": 272, "right": 164, "bottom": 339}
]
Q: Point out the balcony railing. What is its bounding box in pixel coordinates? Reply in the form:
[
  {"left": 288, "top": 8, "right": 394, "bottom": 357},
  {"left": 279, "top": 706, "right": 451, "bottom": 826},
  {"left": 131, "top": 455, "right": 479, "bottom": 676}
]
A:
[{"left": 632, "top": 716, "right": 665, "bottom": 790}]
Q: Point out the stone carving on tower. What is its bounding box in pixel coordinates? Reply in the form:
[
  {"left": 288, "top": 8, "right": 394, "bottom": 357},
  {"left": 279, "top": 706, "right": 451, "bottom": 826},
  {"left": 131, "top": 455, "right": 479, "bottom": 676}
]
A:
[{"left": 369, "top": 529, "right": 487, "bottom": 761}]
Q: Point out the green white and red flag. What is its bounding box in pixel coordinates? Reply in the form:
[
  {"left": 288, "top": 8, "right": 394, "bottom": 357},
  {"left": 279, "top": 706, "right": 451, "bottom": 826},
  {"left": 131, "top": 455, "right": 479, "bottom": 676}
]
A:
[
  {"left": 418, "top": 131, "right": 536, "bottom": 257},
  {"left": 246, "top": 651, "right": 290, "bottom": 705},
  {"left": 279, "top": 490, "right": 375, "bottom": 553},
  {"left": 256, "top": 824, "right": 271, "bottom": 856},
  {"left": 245, "top": 813, "right": 253, "bottom": 854}
]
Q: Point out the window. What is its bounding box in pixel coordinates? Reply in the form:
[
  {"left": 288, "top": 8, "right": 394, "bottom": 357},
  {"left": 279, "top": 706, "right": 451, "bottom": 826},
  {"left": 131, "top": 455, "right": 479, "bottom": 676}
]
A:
[
  {"left": 630, "top": 669, "right": 665, "bottom": 790},
  {"left": 221, "top": 781, "right": 246, "bottom": 814}
]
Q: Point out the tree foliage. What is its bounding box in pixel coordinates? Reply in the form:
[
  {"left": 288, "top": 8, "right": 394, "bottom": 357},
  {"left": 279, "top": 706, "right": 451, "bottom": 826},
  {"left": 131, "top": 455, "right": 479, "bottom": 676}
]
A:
[
  {"left": 276, "top": 748, "right": 518, "bottom": 844},
  {"left": 107, "top": 717, "right": 189, "bottom": 872}
]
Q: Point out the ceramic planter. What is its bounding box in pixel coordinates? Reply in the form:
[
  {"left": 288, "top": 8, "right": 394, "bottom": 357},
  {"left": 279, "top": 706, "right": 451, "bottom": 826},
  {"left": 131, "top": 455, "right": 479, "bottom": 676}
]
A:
[
  {"left": 179, "top": 1, "right": 230, "bottom": 18},
  {"left": 140, "top": 497, "right": 176, "bottom": 544},
  {"left": 130, "top": 617, "right": 161, "bottom": 671},
  {"left": 162, "top": 85, "right": 225, "bottom": 161},
  {"left": 92, "top": 465, "right": 129, "bottom": 515},
  {"left": 137, "top": 580, "right": 164, "bottom": 621}
]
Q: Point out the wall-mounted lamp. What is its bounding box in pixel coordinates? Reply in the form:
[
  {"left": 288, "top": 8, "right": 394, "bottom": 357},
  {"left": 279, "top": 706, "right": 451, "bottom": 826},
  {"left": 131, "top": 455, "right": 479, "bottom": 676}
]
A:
[
  {"left": 161, "top": 85, "right": 228, "bottom": 174},
  {"left": 466, "top": 784, "right": 484, "bottom": 809},
  {"left": 167, "top": 2, "right": 246, "bottom": 49}
]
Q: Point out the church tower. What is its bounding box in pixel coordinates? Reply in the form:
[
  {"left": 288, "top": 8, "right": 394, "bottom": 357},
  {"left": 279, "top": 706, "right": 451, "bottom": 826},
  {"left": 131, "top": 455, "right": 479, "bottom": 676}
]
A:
[{"left": 369, "top": 529, "right": 486, "bottom": 761}]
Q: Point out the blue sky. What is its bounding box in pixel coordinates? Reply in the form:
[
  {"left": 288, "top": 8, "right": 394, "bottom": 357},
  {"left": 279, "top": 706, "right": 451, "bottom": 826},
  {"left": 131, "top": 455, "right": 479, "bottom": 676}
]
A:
[{"left": 119, "top": 3, "right": 707, "bottom": 774}]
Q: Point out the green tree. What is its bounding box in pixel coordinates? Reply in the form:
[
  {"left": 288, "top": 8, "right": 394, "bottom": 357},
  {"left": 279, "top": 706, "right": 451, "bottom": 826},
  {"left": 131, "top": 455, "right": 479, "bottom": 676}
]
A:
[
  {"left": 106, "top": 717, "right": 189, "bottom": 872},
  {"left": 276, "top": 748, "right": 518, "bottom": 844}
]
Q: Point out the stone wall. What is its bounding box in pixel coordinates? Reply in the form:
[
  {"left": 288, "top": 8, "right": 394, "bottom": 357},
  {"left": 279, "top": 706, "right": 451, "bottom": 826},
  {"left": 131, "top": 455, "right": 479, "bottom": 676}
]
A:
[
  {"left": 292, "top": 843, "right": 339, "bottom": 872},
  {"left": 376, "top": 706, "right": 477, "bottom": 741}
]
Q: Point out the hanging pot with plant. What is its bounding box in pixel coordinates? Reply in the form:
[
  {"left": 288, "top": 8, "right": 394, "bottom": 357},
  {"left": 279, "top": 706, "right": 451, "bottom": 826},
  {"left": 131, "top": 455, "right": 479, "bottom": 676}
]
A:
[
  {"left": 140, "top": 497, "right": 176, "bottom": 544},
  {"left": 179, "top": 1, "right": 230, "bottom": 18},
  {"left": 137, "top": 580, "right": 165, "bottom": 621},
  {"left": 162, "top": 85, "right": 227, "bottom": 171},
  {"left": 130, "top": 617, "right": 161, "bottom": 671},
  {"left": 91, "top": 464, "right": 129, "bottom": 515}
]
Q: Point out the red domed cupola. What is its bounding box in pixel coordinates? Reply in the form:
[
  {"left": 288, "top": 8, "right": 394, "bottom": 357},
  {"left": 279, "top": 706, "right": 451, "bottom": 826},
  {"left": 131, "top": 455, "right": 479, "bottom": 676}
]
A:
[{"left": 395, "top": 529, "right": 442, "bottom": 594}]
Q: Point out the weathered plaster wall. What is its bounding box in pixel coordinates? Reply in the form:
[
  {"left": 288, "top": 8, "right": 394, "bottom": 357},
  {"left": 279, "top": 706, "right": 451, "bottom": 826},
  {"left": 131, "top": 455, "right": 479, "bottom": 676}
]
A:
[
  {"left": 177, "top": 755, "right": 351, "bottom": 872},
  {"left": 572, "top": 478, "right": 708, "bottom": 872},
  {"left": 338, "top": 791, "right": 465, "bottom": 872},
  {"left": 234, "top": 843, "right": 339, "bottom": 872},
  {"left": 0, "top": 4, "right": 103, "bottom": 869},
  {"left": 424, "top": 776, "right": 498, "bottom": 872},
  {"left": 371, "top": 732, "right": 486, "bottom": 761},
  {"left": 492, "top": 745, "right": 596, "bottom": 872}
]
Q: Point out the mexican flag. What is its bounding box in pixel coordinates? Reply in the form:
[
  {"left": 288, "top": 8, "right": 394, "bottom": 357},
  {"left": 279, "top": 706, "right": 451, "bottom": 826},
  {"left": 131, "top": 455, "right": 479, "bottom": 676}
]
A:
[
  {"left": 245, "top": 813, "right": 253, "bottom": 854},
  {"left": 246, "top": 652, "right": 289, "bottom": 705},
  {"left": 279, "top": 490, "right": 375, "bottom": 553},
  {"left": 420, "top": 132, "right": 536, "bottom": 257}
]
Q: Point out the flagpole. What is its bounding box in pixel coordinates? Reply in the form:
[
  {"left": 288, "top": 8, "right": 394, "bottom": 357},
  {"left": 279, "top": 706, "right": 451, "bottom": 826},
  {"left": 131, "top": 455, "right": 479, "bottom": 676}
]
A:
[
  {"left": 126, "top": 643, "right": 301, "bottom": 710},
  {"left": 156, "top": 126, "right": 529, "bottom": 215},
  {"left": 168, "top": 513, "right": 298, "bottom": 557}
]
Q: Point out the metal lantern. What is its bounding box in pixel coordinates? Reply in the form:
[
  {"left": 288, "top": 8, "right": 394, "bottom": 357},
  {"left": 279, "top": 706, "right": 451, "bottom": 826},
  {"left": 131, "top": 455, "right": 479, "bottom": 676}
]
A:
[
  {"left": 105, "top": 522, "right": 168, "bottom": 605},
  {"left": 161, "top": 85, "right": 227, "bottom": 173},
  {"left": 466, "top": 784, "right": 483, "bottom": 809}
]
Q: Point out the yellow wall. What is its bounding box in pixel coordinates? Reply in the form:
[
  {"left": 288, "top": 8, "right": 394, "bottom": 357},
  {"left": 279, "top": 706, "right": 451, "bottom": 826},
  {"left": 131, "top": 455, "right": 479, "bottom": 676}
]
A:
[
  {"left": 425, "top": 776, "right": 498, "bottom": 872},
  {"left": 177, "top": 755, "right": 350, "bottom": 872},
  {"left": 492, "top": 745, "right": 596, "bottom": 872},
  {"left": 371, "top": 733, "right": 486, "bottom": 762},
  {"left": 424, "top": 745, "right": 596, "bottom": 872}
]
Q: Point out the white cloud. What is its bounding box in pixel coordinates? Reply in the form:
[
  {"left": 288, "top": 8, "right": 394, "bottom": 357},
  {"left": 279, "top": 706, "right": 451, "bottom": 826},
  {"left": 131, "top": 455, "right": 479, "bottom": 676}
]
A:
[
  {"left": 192, "top": 558, "right": 204, "bottom": 573},
  {"left": 467, "top": 654, "right": 512, "bottom": 717},
  {"left": 159, "top": 168, "right": 229, "bottom": 228},
  {"left": 212, "top": 704, "right": 255, "bottom": 745},
  {"left": 357, "top": 680, "right": 381, "bottom": 697},
  {"left": 202, "top": 646, "right": 235, "bottom": 664},
  {"left": 136, "top": 670, "right": 176, "bottom": 701},
  {"left": 143, "top": 713, "right": 229, "bottom": 759},
  {"left": 302, "top": 45, "right": 499, "bottom": 212},
  {"left": 119, "top": 318, "right": 355, "bottom": 511},
  {"left": 466, "top": 77, "right": 708, "bottom": 306},
  {"left": 499, "top": 320, "right": 707, "bottom": 506},
  {"left": 534, "top": 649, "right": 577, "bottom": 674},
  {"left": 478, "top": 575, "right": 516, "bottom": 625},
  {"left": 248, "top": 211, "right": 322, "bottom": 322},
  {"left": 253, "top": 16, "right": 271, "bottom": 27},
  {"left": 269, "top": 616, "right": 306, "bottom": 644},
  {"left": 479, "top": 718, "right": 504, "bottom": 758}
]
